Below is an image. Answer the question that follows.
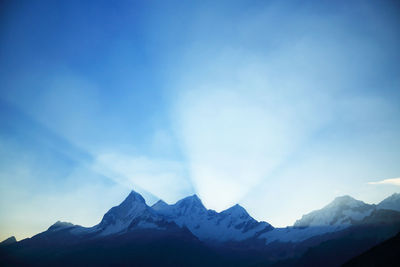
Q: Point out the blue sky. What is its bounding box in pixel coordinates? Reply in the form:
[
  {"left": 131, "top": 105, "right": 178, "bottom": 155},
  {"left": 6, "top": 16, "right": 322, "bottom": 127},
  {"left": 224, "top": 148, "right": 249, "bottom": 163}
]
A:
[{"left": 1, "top": 0, "right": 400, "bottom": 240}]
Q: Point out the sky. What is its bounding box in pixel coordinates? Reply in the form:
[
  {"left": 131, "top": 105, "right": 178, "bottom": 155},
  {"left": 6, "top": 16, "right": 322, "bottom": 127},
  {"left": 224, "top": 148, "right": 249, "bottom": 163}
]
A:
[{"left": 0, "top": 0, "right": 400, "bottom": 241}]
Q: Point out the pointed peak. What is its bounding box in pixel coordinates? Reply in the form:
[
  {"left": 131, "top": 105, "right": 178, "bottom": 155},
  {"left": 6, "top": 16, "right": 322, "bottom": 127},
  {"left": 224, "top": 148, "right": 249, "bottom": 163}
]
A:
[
  {"left": 233, "top": 203, "right": 246, "bottom": 209},
  {"left": 192, "top": 194, "right": 201, "bottom": 201},
  {"left": 188, "top": 194, "right": 200, "bottom": 200},
  {"left": 231, "top": 203, "right": 246, "bottom": 210},
  {"left": 124, "top": 190, "right": 146, "bottom": 204}
]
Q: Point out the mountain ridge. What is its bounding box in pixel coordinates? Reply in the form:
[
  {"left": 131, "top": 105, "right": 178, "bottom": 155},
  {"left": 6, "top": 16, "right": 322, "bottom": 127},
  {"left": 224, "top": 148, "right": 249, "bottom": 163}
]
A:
[
  {"left": 3, "top": 190, "right": 400, "bottom": 245},
  {"left": 2, "top": 190, "right": 400, "bottom": 266}
]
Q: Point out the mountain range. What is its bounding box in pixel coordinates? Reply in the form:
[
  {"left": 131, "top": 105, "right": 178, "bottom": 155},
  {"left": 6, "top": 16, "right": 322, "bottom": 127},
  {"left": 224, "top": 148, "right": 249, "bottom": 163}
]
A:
[{"left": 1, "top": 190, "right": 400, "bottom": 266}]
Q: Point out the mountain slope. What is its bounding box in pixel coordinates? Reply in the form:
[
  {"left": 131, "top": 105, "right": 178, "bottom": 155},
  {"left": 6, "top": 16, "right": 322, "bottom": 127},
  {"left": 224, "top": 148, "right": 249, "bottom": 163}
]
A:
[
  {"left": 95, "top": 191, "right": 168, "bottom": 235},
  {"left": 269, "top": 208, "right": 400, "bottom": 266},
  {"left": 0, "top": 226, "right": 225, "bottom": 267},
  {"left": 0, "top": 236, "right": 16, "bottom": 246},
  {"left": 2, "top": 190, "right": 400, "bottom": 266},
  {"left": 294, "top": 195, "right": 375, "bottom": 228},
  {"left": 259, "top": 195, "right": 375, "bottom": 244},
  {"left": 377, "top": 192, "right": 400, "bottom": 212},
  {"left": 23, "top": 190, "right": 273, "bottom": 244},
  {"left": 343, "top": 230, "right": 400, "bottom": 266},
  {"left": 152, "top": 195, "right": 273, "bottom": 242}
]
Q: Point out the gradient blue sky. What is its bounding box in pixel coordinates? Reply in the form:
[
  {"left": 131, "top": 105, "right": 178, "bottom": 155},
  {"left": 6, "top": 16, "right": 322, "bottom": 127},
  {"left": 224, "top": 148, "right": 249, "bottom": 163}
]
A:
[{"left": 1, "top": 0, "right": 400, "bottom": 240}]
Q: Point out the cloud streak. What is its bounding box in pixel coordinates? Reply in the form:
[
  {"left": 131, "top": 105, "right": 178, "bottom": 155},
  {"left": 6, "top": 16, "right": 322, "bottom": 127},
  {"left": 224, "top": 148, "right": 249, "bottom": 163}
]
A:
[
  {"left": 368, "top": 178, "right": 400, "bottom": 186},
  {"left": 92, "top": 153, "right": 194, "bottom": 203}
]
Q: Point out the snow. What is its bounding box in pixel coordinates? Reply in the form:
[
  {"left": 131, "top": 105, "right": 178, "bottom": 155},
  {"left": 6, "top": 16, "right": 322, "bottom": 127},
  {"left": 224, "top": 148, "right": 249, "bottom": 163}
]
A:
[
  {"left": 96, "top": 190, "right": 155, "bottom": 235},
  {"left": 149, "top": 196, "right": 272, "bottom": 241},
  {"left": 377, "top": 193, "right": 400, "bottom": 212},
  {"left": 294, "top": 195, "right": 375, "bottom": 228},
  {"left": 221, "top": 204, "right": 249, "bottom": 218},
  {"left": 260, "top": 225, "right": 347, "bottom": 244},
  {"left": 342, "top": 208, "right": 373, "bottom": 221},
  {"left": 44, "top": 191, "right": 272, "bottom": 242},
  {"left": 43, "top": 191, "right": 400, "bottom": 245},
  {"left": 257, "top": 195, "right": 378, "bottom": 244},
  {"left": 98, "top": 220, "right": 128, "bottom": 236}
]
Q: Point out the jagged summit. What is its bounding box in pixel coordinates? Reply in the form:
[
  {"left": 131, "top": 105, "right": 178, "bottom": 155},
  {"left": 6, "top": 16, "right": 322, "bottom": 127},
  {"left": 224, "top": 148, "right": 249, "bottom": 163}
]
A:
[
  {"left": 124, "top": 190, "right": 146, "bottom": 204},
  {"left": 111, "top": 190, "right": 148, "bottom": 216},
  {"left": 130, "top": 192, "right": 272, "bottom": 242},
  {"left": 97, "top": 190, "right": 151, "bottom": 235}
]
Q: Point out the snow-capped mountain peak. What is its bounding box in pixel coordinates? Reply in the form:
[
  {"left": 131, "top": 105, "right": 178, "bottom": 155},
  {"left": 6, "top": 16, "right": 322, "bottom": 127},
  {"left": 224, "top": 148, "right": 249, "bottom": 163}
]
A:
[
  {"left": 104, "top": 190, "right": 148, "bottom": 218},
  {"left": 172, "top": 194, "right": 207, "bottom": 215},
  {"left": 18, "top": 190, "right": 400, "bottom": 249},
  {"left": 326, "top": 195, "right": 365, "bottom": 209},
  {"left": 221, "top": 204, "right": 249, "bottom": 218},
  {"left": 144, "top": 194, "right": 272, "bottom": 241},
  {"left": 260, "top": 195, "right": 377, "bottom": 244},
  {"left": 176, "top": 194, "right": 204, "bottom": 207},
  {"left": 377, "top": 193, "right": 400, "bottom": 212},
  {"left": 96, "top": 190, "right": 153, "bottom": 235},
  {"left": 294, "top": 195, "right": 375, "bottom": 228},
  {"left": 124, "top": 190, "right": 146, "bottom": 204}
]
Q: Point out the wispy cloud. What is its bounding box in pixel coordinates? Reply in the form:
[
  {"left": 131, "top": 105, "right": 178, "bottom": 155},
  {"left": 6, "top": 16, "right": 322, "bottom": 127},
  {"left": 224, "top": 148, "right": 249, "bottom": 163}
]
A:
[
  {"left": 368, "top": 178, "right": 400, "bottom": 186},
  {"left": 92, "top": 153, "right": 194, "bottom": 203},
  {"left": 172, "top": 48, "right": 333, "bottom": 211}
]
